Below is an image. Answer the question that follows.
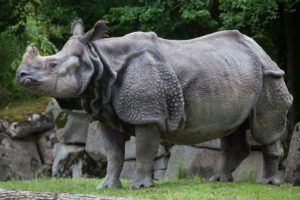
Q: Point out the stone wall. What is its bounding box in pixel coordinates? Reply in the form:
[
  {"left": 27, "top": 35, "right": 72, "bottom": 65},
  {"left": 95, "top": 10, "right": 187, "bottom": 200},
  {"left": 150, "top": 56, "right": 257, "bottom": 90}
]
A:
[{"left": 0, "top": 98, "right": 59, "bottom": 180}]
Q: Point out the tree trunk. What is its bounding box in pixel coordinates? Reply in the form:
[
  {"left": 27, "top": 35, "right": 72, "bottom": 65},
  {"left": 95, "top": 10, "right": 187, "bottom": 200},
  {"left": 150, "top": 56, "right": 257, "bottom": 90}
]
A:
[{"left": 0, "top": 188, "right": 140, "bottom": 200}]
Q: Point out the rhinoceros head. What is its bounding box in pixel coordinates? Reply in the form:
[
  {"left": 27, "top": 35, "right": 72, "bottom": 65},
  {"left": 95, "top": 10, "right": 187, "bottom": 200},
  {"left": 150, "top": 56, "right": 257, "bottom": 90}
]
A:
[{"left": 16, "top": 20, "right": 106, "bottom": 98}]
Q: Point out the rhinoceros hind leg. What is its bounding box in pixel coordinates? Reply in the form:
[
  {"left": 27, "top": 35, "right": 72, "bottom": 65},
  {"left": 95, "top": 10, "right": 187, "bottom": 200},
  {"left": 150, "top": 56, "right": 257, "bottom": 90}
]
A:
[
  {"left": 210, "top": 121, "right": 250, "bottom": 182},
  {"left": 258, "top": 139, "right": 283, "bottom": 185},
  {"left": 129, "top": 125, "right": 160, "bottom": 189},
  {"left": 96, "top": 123, "right": 127, "bottom": 189},
  {"left": 250, "top": 77, "right": 292, "bottom": 185}
]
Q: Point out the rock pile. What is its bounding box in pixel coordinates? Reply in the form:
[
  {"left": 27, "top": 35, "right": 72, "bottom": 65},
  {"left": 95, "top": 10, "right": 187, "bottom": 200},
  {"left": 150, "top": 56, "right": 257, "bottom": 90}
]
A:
[
  {"left": 51, "top": 110, "right": 105, "bottom": 178},
  {"left": 0, "top": 98, "right": 59, "bottom": 180}
]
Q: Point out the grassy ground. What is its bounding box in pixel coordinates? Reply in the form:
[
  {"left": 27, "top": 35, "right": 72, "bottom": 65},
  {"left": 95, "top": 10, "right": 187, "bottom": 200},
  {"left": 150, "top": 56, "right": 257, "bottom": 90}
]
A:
[{"left": 0, "top": 178, "right": 299, "bottom": 200}]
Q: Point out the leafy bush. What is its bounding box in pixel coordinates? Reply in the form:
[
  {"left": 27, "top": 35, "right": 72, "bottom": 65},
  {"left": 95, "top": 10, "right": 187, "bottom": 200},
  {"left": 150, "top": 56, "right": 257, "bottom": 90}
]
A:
[{"left": 0, "top": 1, "right": 57, "bottom": 104}]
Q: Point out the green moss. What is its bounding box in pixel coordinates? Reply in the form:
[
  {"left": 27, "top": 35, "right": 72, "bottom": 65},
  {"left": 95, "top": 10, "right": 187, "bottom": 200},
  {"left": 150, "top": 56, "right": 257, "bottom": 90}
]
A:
[
  {"left": 81, "top": 153, "right": 106, "bottom": 178},
  {"left": 55, "top": 111, "right": 69, "bottom": 129},
  {"left": 0, "top": 97, "right": 52, "bottom": 124},
  {"left": 58, "top": 151, "right": 104, "bottom": 178}
]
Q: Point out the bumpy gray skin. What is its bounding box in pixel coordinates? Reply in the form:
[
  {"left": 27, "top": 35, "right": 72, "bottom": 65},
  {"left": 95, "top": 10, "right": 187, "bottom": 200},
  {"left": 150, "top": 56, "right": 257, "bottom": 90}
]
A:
[{"left": 16, "top": 20, "right": 293, "bottom": 189}]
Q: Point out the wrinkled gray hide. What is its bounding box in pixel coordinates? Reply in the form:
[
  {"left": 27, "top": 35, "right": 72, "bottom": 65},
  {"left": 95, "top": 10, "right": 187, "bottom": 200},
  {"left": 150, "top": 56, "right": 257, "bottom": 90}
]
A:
[{"left": 16, "top": 20, "right": 293, "bottom": 189}]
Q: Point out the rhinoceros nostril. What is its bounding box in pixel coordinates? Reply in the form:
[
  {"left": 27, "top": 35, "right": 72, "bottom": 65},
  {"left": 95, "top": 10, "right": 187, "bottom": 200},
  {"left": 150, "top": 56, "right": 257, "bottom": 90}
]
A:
[{"left": 20, "top": 71, "right": 30, "bottom": 78}]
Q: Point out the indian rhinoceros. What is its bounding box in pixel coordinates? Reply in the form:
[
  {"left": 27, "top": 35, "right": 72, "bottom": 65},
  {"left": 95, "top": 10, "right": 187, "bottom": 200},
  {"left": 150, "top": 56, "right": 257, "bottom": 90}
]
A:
[{"left": 16, "top": 20, "right": 293, "bottom": 189}]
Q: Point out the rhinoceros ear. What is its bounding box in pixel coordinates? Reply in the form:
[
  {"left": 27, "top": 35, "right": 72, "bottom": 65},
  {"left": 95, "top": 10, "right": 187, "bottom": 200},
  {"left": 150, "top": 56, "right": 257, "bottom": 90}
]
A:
[
  {"left": 79, "top": 20, "right": 106, "bottom": 44},
  {"left": 72, "top": 19, "right": 84, "bottom": 35}
]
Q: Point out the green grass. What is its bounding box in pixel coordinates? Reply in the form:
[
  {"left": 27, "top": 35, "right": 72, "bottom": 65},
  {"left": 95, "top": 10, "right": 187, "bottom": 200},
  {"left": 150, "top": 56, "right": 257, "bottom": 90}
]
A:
[
  {"left": 0, "top": 178, "right": 299, "bottom": 200},
  {"left": 0, "top": 97, "right": 51, "bottom": 123}
]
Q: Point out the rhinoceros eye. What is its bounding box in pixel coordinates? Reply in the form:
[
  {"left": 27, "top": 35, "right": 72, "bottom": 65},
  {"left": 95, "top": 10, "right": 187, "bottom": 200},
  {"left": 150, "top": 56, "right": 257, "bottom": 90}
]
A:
[{"left": 48, "top": 62, "right": 57, "bottom": 71}]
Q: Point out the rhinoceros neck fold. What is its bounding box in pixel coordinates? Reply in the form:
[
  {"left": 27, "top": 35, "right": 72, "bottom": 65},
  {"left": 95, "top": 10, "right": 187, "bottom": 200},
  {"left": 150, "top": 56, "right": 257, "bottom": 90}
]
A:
[
  {"left": 80, "top": 41, "right": 132, "bottom": 133},
  {"left": 80, "top": 43, "right": 103, "bottom": 118}
]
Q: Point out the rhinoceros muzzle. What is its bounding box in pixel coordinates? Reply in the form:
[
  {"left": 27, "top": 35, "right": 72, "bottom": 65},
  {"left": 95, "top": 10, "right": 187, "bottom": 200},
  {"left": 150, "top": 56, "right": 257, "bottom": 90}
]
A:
[{"left": 16, "top": 70, "right": 37, "bottom": 87}]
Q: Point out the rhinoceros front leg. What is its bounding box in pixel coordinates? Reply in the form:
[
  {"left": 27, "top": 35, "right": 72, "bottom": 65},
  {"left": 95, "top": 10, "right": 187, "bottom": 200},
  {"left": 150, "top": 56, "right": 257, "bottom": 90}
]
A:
[
  {"left": 96, "top": 123, "right": 126, "bottom": 189},
  {"left": 129, "top": 125, "right": 160, "bottom": 189},
  {"left": 259, "top": 139, "right": 283, "bottom": 185}
]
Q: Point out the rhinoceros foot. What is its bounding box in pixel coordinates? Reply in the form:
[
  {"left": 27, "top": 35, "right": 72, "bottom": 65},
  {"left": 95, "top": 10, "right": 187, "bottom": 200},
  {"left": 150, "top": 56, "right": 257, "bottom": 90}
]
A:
[
  {"left": 209, "top": 172, "right": 233, "bottom": 182},
  {"left": 258, "top": 175, "right": 281, "bottom": 186},
  {"left": 129, "top": 174, "right": 154, "bottom": 189},
  {"left": 96, "top": 176, "right": 122, "bottom": 189}
]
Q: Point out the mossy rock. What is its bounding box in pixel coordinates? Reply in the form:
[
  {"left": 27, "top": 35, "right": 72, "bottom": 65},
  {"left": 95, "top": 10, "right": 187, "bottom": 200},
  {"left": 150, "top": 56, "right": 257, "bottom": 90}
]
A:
[
  {"left": 55, "top": 111, "right": 69, "bottom": 129},
  {"left": 0, "top": 97, "right": 52, "bottom": 124},
  {"left": 56, "top": 148, "right": 105, "bottom": 178}
]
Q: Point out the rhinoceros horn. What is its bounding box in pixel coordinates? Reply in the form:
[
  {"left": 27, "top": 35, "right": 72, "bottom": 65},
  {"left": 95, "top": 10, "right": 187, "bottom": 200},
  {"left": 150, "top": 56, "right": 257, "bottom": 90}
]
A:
[{"left": 25, "top": 43, "right": 39, "bottom": 57}]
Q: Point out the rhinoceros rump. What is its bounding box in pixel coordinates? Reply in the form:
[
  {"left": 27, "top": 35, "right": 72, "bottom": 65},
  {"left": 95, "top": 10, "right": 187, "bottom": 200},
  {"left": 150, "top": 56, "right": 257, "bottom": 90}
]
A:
[{"left": 16, "top": 19, "right": 293, "bottom": 189}]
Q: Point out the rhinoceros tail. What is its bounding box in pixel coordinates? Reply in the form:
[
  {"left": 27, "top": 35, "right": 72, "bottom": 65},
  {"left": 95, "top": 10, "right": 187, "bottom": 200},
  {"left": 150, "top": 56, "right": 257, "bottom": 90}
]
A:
[{"left": 263, "top": 69, "right": 285, "bottom": 77}]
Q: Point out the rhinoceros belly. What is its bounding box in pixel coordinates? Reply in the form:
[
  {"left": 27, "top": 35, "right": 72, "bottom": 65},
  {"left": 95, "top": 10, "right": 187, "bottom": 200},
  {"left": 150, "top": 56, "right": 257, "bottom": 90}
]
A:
[{"left": 160, "top": 38, "right": 263, "bottom": 144}]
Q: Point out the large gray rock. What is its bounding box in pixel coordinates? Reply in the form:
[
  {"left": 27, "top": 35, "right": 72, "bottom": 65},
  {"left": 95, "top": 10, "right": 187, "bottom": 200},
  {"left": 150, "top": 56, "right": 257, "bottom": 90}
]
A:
[
  {"left": 232, "top": 151, "right": 263, "bottom": 182},
  {"left": 154, "top": 170, "right": 166, "bottom": 180},
  {"left": 120, "top": 157, "right": 169, "bottom": 180},
  {"left": 0, "top": 98, "right": 59, "bottom": 138},
  {"left": 285, "top": 122, "right": 300, "bottom": 185},
  {"left": 124, "top": 137, "right": 168, "bottom": 160},
  {"left": 124, "top": 137, "right": 136, "bottom": 160},
  {"left": 37, "top": 129, "right": 57, "bottom": 165},
  {"left": 164, "top": 145, "right": 222, "bottom": 180},
  {"left": 53, "top": 109, "right": 92, "bottom": 144},
  {"left": 0, "top": 132, "right": 42, "bottom": 181},
  {"left": 193, "top": 131, "right": 261, "bottom": 150},
  {"left": 85, "top": 121, "right": 107, "bottom": 164},
  {"left": 53, "top": 143, "right": 63, "bottom": 158},
  {"left": 154, "top": 157, "right": 169, "bottom": 171},
  {"left": 120, "top": 160, "right": 136, "bottom": 180},
  {"left": 120, "top": 136, "right": 169, "bottom": 181},
  {"left": 193, "top": 139, "right": 220, "bottom": 150},
  {"left": 52, "top": 144, "right": 105, "bottom": 178}
]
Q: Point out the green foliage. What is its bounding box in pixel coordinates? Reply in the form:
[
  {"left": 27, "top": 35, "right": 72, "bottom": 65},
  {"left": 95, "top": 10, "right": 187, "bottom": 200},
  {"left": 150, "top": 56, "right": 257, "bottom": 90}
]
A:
[
  {"left": 0, "top": 178, "right": 300, "bottom": 200},
  {"left": 40, "top": 0, "right": 109, "bottom": 49},
  {"left": 0, "top": 0, "right": 57, "bottom": 104},
  {"left": 104, "top": 0, "right": 219, "bottom": 39},
  {"left": 218, "top": 0, "right": 298, "bottom": 68}
]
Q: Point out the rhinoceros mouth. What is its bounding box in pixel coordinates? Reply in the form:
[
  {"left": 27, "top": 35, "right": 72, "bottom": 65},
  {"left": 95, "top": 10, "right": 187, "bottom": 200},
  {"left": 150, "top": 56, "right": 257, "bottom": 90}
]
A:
[{"left": 22, "top": 77, "right": 38, "bottom": 86}]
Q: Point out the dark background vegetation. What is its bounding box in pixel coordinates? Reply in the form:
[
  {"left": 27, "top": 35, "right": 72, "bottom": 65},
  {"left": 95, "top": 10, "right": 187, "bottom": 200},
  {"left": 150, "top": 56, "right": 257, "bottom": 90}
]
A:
[{"left": 0, "top": 0, "right": 299, "bottom": 128}]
